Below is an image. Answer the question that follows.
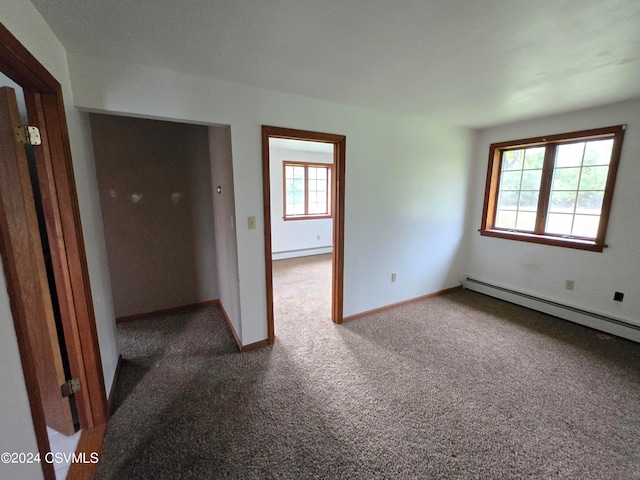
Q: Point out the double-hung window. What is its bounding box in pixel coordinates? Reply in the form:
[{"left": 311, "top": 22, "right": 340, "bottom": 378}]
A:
[
  {"left": 283, "top": 161, "right": 332, "bottom": 220},
  {"left": 480, "top": 125, "right": 625, "bottom": 252}
]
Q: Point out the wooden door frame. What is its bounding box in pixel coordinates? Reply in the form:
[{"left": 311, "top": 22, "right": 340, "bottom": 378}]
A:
[
  {"left": 0, "top": 22, "right": 107, "bottom": 479},
  {"left": 262, "top": 125, "right": 346, "bottom": 342}
]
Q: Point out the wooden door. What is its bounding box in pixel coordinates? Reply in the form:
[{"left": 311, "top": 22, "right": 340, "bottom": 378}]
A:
[{"left": 0, "top": 86, "right": 75, "bottom": 435}]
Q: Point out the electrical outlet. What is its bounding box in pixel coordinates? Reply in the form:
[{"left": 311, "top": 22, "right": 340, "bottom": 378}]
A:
[
  {"left": 391, "top": 273, "right": 397, "bottom": 283},
  {"left": 614, "top": 291, "right": 624, "bottom": 302},
  {"left": 565, "top": 280, "right": 574, "bottom": 291}
]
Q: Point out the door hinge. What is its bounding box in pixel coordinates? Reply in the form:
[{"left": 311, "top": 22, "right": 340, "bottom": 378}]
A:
[
  {"left": 61, "top": 378, "right": 81, "bottom": 398},
  {"left": 15, "top": 125, "right": 42, "bottom": 146}
]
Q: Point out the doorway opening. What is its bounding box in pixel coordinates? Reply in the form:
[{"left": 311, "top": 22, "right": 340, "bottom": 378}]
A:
[
  {"left": 87, "top": 113, "right": 242, "bottom": 351},
  {"left": 262, "top": 126, "right": 346, "bottom": 343}
]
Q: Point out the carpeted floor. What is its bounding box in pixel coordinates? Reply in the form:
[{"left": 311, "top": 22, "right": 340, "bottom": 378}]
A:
[{"left": 96, "top": 254, "right": 640, "bottom": 479}]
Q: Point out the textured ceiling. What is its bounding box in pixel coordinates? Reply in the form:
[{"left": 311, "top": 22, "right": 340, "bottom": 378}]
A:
[{"left": 30, "top": 0, "right": 640, "bottom": 128}]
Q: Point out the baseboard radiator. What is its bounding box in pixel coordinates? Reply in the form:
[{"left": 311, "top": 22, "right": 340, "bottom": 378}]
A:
[
  {"left": 272, "top": 246, "right": 332, "bottom": 261},
  {"left": 464, "top": 276, "right": 640, "bottom": 343}
]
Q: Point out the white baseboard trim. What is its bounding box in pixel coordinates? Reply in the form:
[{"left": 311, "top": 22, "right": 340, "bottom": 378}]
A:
[
  {"left": 272, "top": 246, "right": 332, "bottom": 260},
  {"left": 463, "top": 276, "right": 640, "bottom": 343}
]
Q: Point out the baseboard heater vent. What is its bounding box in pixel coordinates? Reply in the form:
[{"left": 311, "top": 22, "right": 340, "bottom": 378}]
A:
[
  {"left": 272, "top": 246, "right": 332, "bottom": 260},
  {"left": 464, "top": 276, "right": 640, "bottom": 343}
]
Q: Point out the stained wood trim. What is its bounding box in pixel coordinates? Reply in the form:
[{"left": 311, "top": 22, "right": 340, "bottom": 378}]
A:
[
  {"left": 65, "top": 423, "right": 106, "bottom": 480},
  {"left": 107, "top": 354, "right": 123, "bottom": 415},
  {"left": 479, "top": 229, "right": 605, "bottom": 252},
  {"left": 489, "top": 125, "right": 625, "bottom": 149},
  {"left": 480, "top": 125, "right": 625, "bottom": 252},
  {"left": 240, "top": 339, "right": 271, "bottom": 352},
  {"left": 216, "top": 298, "right": 272, "bottom": 352},
  {"left": 282, "top": 160, "right": 332, "bottom": 219},
  {"left": 534, "top": 144, "right": 556, "bottom": 234},
  {"left": 0, "top": 87, "right": 57, "bottom": 480},
  {"left": 40, "top": 91, "right": 109, "bottom": 427},
  {"left": 25, "top": 90, "right": 93, "bottom": 430},
  {"left": 262, "top": 125, "right": 346, "bottom": 344},
  {"left": 215, "top": 299, "right": 242, "bottom": 351},
  {"left": 0, "top": 22, "right": 60, "bottom": 92},
  {"left": 115, "top": 299, "right": 220, "bottom": 323},
  {"left": 0, "top": 22, "right": 109, "bottom": 477},
  {"left": 343, "top": 286, "right": 462, "bottom": 323},
  {"left": 332, "top": 135, "right": 346, "bottom": 324}
]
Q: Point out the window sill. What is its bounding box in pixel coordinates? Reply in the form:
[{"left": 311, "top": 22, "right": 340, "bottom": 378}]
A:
[
  {"left": 283, "top": 214, "right": 332, "bottom": 221},
  {"left": 479, "top": 229, "right": 605, "bottom": 252}
]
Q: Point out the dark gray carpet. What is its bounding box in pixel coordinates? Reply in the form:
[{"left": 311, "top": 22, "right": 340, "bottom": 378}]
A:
[{"left": 97, "top": 255, "right": 640, "bottom": 479}]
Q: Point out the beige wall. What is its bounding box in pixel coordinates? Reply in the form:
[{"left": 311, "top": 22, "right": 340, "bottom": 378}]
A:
[{"left": 90, "top": 114, "right": 219, "bottom": 317}]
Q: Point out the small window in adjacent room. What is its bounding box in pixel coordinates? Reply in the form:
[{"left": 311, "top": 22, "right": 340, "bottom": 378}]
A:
[
  {"left": 283, "top": 161, "right": 332, "bottom": 220},
  {"left": 480, "top": 125, "right": 625, "bottom": 252}
]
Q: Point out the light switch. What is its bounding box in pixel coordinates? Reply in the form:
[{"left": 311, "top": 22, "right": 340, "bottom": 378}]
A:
[{"left": 248, "top": 216, "right": 256, "bottom": 230}]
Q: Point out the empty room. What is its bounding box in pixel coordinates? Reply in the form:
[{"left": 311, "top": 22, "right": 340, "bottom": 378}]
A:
[{"left": 0, "top": 1, "right": 639, "bottom": 479}]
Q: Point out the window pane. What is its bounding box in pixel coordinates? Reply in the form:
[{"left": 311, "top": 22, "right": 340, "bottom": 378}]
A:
[
  {"left": 485, "top": 126, "right": 622, "bottom": 248},
  {"left": 496, "top": 146, "right": 544, "bottom": 232},
  {"left": 576, "top": 191, "right": 604, "bottom": 215},
  {"left": 555, "top": 142, "right": 585, "bottom": 167},
  {"left": 287, "top": 204, "right": 304, "bottom": 215},
  {"left": 502, "top": 149, "right": 524, "bottom": 171},
  {"left": 516, "top": 211, "right": 536, "bottom": 231},
  {"left": 497, "top": 191, "right": 519, "bottom": 210},
  {"left": 316, "top": 178, "right": 327, "bottom": 193},
  {"left": 495, "top": 210, "right": 516, "bottom": 229},
  {"left": 546, "top": 213, "right": 573, "bottom": 235},
  {"left": 284, "top": 163, "right": 331, "bottom": 218},
  {"left": 285, "top": 165, "right": 294, "bottom": 178},
  {"left": 285, "top": 162, "right": 305, "bottom": 217},
  {"left": 500, "top": 171, "right": 522, "bottom": 190},
  {"left": 583, "top": 139, "right": 613, "bottom": 166},
  {"left": 572, "top": 215, "right": 600, "bottom": 238},
  {"left": 521, "top": 170, "right": 542, "bottom": 191},
  {"left": 523, "top": 147, "right": 545, "bottom": 169},
  {"left": 579, "top": 166, "right": 609, "bottom": 191},
  {"left": 293, "top": 166, "right": 304, "bottom": 179},
  {"left": 308, "top": 201, "right": 327, "bottom": 215},
  {"left": 518, "top": 191, "right": 539, "bottom": 211},
  {"left": 548, "top": 191, "right": 576, "bottom": 214},
  {"left": 552, "top": 167, "right": 580, "bottom": 190}
]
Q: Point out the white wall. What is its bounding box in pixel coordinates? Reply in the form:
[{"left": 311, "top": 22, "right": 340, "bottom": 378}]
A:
[
  {"left": 0, "top": 256, "right": 42, "bottom": 480},
  {"left": 68, "top": 52, "right": 474, "bottom": 344},
  {"left": 269, "top": 147, "right": 333, "bottom": 259},
  {"left": 0, "top": 5, "right": 119, "bottom": 475},
  {"left": 209, "top": 126, "right": 242, "bottom": 338},
  {"left": 466, "top": 99, "right": 640, "bottom": 326}
]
